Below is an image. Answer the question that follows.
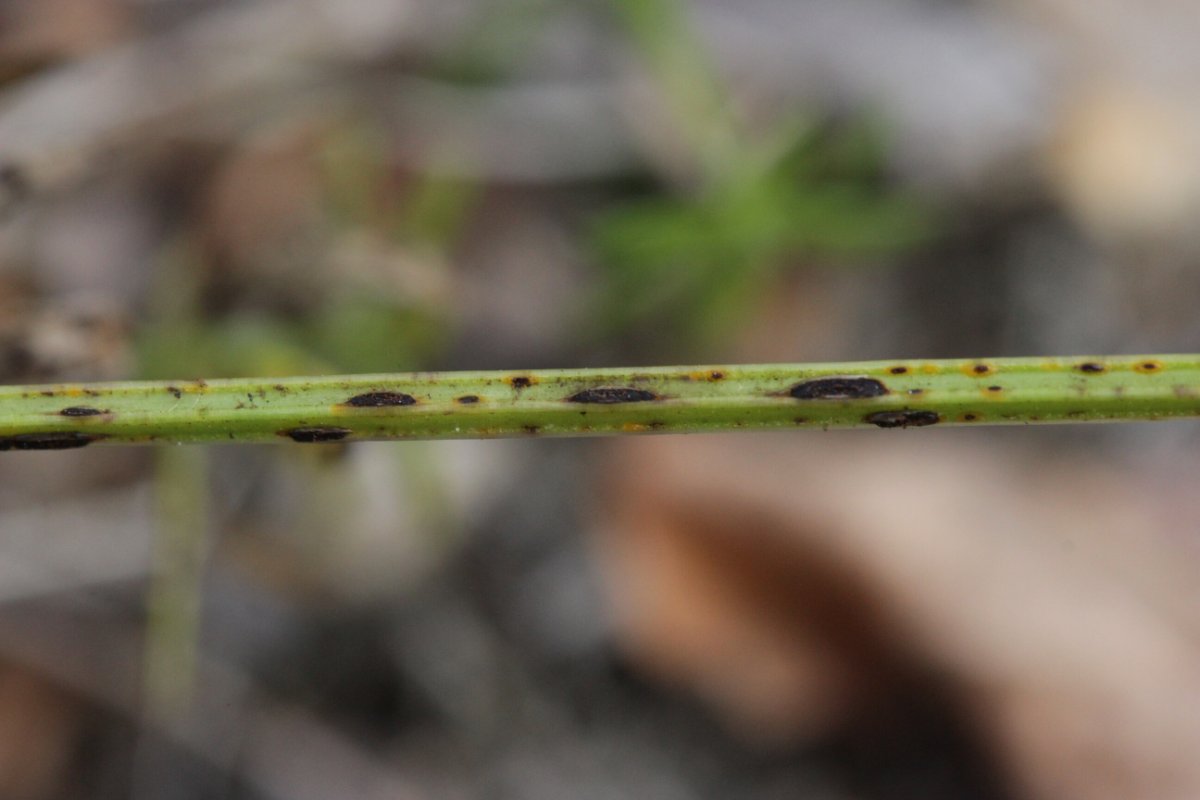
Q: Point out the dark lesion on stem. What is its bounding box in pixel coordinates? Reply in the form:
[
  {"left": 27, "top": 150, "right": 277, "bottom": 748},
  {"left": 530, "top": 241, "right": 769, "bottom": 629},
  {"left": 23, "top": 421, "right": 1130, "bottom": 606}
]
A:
[
  {"left": 281, "top": 427, "right": 352, "bottom": 443},
  {"left": 344, "top": 391, "right": 416, "bottom": 408},
  {"left": 790, "top": 377, "right": 888, "bottom": 400},
  {"left": 59, "top": 406, "right": 106, "bottom": 417},
  {"left": 864, "top": 410, "right": 940, "bottom": 428},
  {"left": 567, "top": 387, "right": 659, "bottom": 404},
  {"left": 0, "top": 432, "right": 99, "bottom": 450}
]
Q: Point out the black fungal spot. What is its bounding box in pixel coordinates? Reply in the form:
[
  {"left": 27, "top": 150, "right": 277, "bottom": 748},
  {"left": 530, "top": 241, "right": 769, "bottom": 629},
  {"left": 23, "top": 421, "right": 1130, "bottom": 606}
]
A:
[
  {"left": 510, "top": 376, "right": 533, "bottom": 389},
  {"left": 709, "top": 370, "right": 725, "bottom": 381},
  {"left": 345, "top": 391, "right": 416, "bottom": 408},
  {"left": 889, "top": 366, "right": 909, "bottom": 375},
  {"left": 522, "top": 425, "right": 542, "bottom": 435},
  {"left": 962, "top": 413, "right": 979, "bottom": 422},
  {"left": 456, "top": 395, "right": 480, "bottom": 404},
  {"left": 282, "top": 427, "right": 351, "bottom": 443},
  {"left": 865, "top": 410, "right": 941, "bottom": 429},
  {"left": 167, "top": 386, "right": 182, "bottom": 399},
  {"left": 972, "top": 364, "right": 991, "bottom": 374},
  {"left": 1077, "top": 362, "right": 1105, "bottom": 374},
  {"left": 59, "top": 406, "right": 104, "bottom": 417},
  {"left": 790, "top": 377, "right": 888, "bottom": 401},
  {"left": 568, "top": 387, "right": 658, "bottom": 404},
  {"left": 1, "top": 432, "right": 97, "bottom": 450},
  {"left": 907, "top": 388, "right": 925, "bottom": 396},
  {"left": 987, "top": 385, "right": 1003, "bottom": 393}
]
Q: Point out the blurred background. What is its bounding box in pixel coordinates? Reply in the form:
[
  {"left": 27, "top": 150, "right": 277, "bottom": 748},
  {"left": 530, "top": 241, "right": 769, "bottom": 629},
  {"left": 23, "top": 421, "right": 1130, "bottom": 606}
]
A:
[{"left": 2, "top": 0, "right": 1200, "bottom": 798}]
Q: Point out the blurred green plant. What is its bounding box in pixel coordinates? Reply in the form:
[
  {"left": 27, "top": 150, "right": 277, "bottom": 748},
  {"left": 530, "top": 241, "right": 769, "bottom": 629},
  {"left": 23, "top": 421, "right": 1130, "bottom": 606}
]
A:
[
  {"left": 432, "top": 0, "right": 567, "bottom": 86},
  {"left": 144, "top": 445, "right": 208, "bottom": 723},
  {"left": 595, "top": 0, "right": 932, "bottom": 343}
]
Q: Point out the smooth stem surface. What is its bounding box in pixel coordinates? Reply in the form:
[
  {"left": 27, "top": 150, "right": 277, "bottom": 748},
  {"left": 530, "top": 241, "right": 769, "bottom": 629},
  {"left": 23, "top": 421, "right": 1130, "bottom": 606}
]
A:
[{"left": 0, "top": 355, "right": 1198, "bottom": 448}]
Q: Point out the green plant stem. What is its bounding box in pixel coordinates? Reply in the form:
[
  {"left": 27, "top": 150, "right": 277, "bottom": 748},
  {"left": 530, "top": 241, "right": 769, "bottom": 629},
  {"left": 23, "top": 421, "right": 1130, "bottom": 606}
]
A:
[
  {"left": 0, "top": 355, "right": 1197, "bottom": 447},
  {"left": 145, "top": 446, "right": 208, "bottom": 720}
]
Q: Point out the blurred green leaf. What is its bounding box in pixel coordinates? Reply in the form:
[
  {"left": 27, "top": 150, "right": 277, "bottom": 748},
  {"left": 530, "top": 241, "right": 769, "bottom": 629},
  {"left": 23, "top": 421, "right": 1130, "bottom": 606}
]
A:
[
  {"left": 592, "top": 130, "right": 934, "bottom": 342},
  {"left": 595, "top": 0, "right": 934, "bottom": 347},
  {"left": 137, "top": 315, "right": 330, "bottom": 379},
  {"left": 394, "top": 173, "right": 478, "bottom": 247},
  {"left": 305, "top": 295, "right": 446, "bottom": 374}
]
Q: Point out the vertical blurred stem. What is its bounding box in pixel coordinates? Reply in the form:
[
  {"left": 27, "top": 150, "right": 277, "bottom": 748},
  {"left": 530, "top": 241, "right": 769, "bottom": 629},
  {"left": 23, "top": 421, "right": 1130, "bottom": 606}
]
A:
[
  {"left": 144, "top": 445, "right": 209, "bottom": 722},
  {"left": 395, "top": 442, "right": 459, "bottom": 547},
  {"left": 610, "top": 0, "right": 741, "bottom": 184}
]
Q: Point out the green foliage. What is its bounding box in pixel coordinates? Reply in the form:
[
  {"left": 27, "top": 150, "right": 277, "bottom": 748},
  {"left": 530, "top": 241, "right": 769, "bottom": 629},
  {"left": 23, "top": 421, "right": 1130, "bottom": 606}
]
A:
[
  {"left": 593, "top": 0, "right": 933, "bottom": 346},
  {"left": 593, "top": 127, "right": 931, "bottom": 343},
  {"left": 429, "top": 0, "right": 568, "bottom": 86},
  {"left": 306, "top": 295, "right": 446, "bottom": 375}
]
